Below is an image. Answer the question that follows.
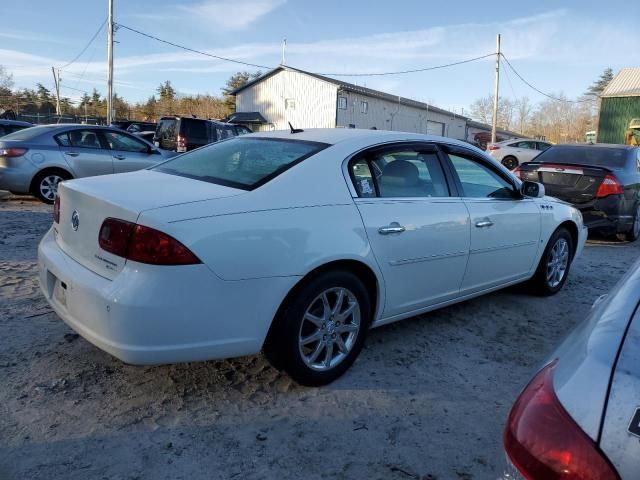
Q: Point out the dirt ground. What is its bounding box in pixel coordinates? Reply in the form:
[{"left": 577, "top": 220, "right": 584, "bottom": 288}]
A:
[{"left": 1, "top": 194, "right": 638, "bottom": 480}]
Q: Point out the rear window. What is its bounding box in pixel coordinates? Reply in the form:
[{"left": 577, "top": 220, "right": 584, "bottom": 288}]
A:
[
  {"left": 156, "top": 119, "right": 177, "bottom": 139},
  {"left": 180, "top": 118, "right": 208, "bottom": 138},
  {"left": 535, "top": 146, "right": 629, "bottom": 168},
  {"left": 1, "top": 125, "right": 53, "bottom": 141},
  {"left": 153, "top": 137, "right": 328, "bottom": 190}
]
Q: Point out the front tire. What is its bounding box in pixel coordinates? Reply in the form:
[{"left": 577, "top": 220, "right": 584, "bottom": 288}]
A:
[
  {"left": 32, "top": 169, "right": 71, "bottom": 204},
  {"left": 530, "top": 227, "right": 573, "bottom": 296},
  {"left": 264, "top": 270, "right": 371, "bottom": 386},
  {"left": 616, "top": 205, "right": 640, "bottom": 242},
  {"left": 501, "top": 156, "right": 519, "bottom": 170}
]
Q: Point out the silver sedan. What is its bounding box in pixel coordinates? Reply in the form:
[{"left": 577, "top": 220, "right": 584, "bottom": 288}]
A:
[
  {"left": 0, "top": 124, "right": 173, "bottom": 203},
  {"left": 502, "top": 257, "right": 640, "bottom": 480}
]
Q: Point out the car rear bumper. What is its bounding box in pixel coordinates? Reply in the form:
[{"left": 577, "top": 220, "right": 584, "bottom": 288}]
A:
[
  {"left": 0, "top": 160, "right": 36, "bottom": 193},
  {"left": 578, "top": 195, "right": 635, "bottom": 233},
  {"left": 37, "top": 227, "right": 298, "bottom": 365}
]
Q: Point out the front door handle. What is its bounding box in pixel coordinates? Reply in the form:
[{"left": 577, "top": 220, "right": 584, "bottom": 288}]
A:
[
  {"left": 113, "top": 154, "right": 126, "bottom": 160},
  {"left": 65, "top": 152, "right": 79, "bottom": 157},
  {"left": 475, "top": 220, "right": 494, "bottom": 228},
  {"left": 378, "top": 222, "right": 406, "bottom": 235}
]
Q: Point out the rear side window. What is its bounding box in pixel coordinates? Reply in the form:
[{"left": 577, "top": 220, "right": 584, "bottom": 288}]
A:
[
  {"left": 55, "top": 130, "right": 102, "bottom": 149},
  {"left": 153, "top": 137, "right": 328, "bottom": 190},
  {"left": 180, "top": 118, "right": 208, "bottom": 138},
  {"left": 536, "top": 146, "right": 628, "bottom": 168},
  {"left": 215, "top": 125, "right": 236, "bottom": 140},
  {"left": 156, "top": 119, "right": 177, "bottom": 139}
]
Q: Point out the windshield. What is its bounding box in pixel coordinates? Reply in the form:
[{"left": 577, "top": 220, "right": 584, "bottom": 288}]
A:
[
  {"left": 1, "top": 125, "right": 56, "bottom": 141},
  {"left": 535, "top": 145, "right": 629, "bottom": 168},
  {"left": 153, "top": 137, "right": 328, "bottom": 190}
]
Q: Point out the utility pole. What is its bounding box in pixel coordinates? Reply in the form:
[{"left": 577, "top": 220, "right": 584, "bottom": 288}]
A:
[
  {"left": 51, "top": 66, "right": 61, "bottom": 116},
  {"left": 107, "top": 0, "right": 114, "bottom": 124},
  {"left": 491, "top": 33, "right": 501, "bottom": 143}
]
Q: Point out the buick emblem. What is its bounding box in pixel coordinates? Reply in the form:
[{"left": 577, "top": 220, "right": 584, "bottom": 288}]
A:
[{"left": 71, "top": 210, "right": 80, "bottom": 231}]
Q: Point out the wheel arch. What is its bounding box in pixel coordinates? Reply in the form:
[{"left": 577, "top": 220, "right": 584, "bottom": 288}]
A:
[
  {"left": 557, "top": 220, "right": 579, "bottom": 260},
  {"left": 29, "top": 166, "right": 73, "bottom": 194},
  {"left": 264, "top": 258, "right": 383, "bottom": 348}
]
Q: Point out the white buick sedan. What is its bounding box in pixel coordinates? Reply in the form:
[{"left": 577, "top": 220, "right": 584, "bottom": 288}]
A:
[{"left": 38, "top": 129, "right": 587, "bottom": 385}]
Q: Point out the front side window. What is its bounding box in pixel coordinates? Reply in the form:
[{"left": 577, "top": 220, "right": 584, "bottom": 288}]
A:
[
  {"left": 448, "top": 153, "right": 516, "bottom": 199},
  {"left": 338, "top": 96, "right": 348, "bottom": 110},
  {"left": 103, "top": 131, "right": 149, "bottom": 152},
  {"left": 514, "top": 141, "right": 535, "bottom": 149},
  {"left": 56, "top": 129, "right": 102, "bottom": 149},
  {"left": 153, "top": 137, "right": 328, "bottom": 190}
]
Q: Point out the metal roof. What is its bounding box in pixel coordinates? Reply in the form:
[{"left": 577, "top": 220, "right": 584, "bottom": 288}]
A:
[
  {"left": 231, "top": 66, "right": 467, "bottom": 119},
  {"left": 465, "top": 119, "right": 525, "bottom": 138},
  {"left": 601, "top": 68, "right": 640, "bottom": 98}
]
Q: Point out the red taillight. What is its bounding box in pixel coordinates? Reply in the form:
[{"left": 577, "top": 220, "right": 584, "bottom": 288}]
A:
[
  {"left": 98, "top": 218, "right": 200, "bottom": 265},
  {"left": 595, "top": 175, "right": 624, "bottom": 198},
  {"left": 513, "top": 167, "right": 522, "bottom": 178},
  {"left": 488, "top": 145, "right": 500, "bottom": 151},
  {"left": 53, "top": 195, "right": 60, "bottom": 223},
  {"left": 0, "top": 147, "right": 28, "bottom": 157},
  {"left": 504, "top": 361, "right": 619, "bottom": 480},
  {"left": 177, "top": 135, "right": 187, "bottom": 152}
]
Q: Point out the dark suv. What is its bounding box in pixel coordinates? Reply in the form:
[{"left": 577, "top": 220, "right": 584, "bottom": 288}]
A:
[{"left": 154, "top": 117, "right": 246, "bottom": 152}]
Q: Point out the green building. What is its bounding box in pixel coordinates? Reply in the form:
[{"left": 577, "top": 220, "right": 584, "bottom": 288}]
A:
[{"left": 598, "top": 68, "right": 640, "bottom": 144}]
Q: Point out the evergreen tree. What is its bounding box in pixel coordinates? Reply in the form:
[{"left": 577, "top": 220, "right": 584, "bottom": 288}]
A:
[
  {"left": 222, "top": 71, "right": 262, "bottom": 111},
  {"left": 587, "top": 68, "right": 614, "bottom": 96}
]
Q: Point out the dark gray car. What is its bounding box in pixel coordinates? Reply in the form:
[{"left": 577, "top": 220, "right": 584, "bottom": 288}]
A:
[
  {"left": 502, "top": 257, "right": 640, "bottom": 479},
  {"left": 0, "top": 124, "right": 174, "bottom": 203}
]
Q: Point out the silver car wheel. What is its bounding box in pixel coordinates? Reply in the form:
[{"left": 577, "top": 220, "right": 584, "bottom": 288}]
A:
[
  {"left": 39, "top": 175, "right": 63, "bottom": 201},
  {"left": 546, "top": 238, "right": 569, "bottom": 288},
  {"left": 298, "top": 287, "right": 360, "bottom": 372}
]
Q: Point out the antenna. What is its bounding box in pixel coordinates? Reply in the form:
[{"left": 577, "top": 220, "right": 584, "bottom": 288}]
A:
[
  {"left": 281, "top": 37, "right": 287, "bottom": 65},
  {"left": 288, "top": 122, "right": 303, "bottom": 134}
]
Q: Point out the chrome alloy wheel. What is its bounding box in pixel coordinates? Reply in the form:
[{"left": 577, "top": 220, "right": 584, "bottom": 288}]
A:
[
  {"left": 546, "top": 238, "right": 569, "bottom": 288},
  {"left": 39, "top": 174, "right": 64, "bottom": 201},
  {"left": 298, "top": 287, "right": 361, "bottom": 371}
]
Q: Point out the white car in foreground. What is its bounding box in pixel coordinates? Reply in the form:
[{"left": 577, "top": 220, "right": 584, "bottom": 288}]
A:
[
  {"left": 487, "top": 139, "right": 552, "bottom": 170},
  {"left": 38, "top": 129, "right": 587, "bottom": 385}
]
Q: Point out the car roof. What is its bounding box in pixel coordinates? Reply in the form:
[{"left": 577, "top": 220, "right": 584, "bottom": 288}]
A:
[
  {"left": 551, "top": 143, "right": 637, "bottom": 150},
  {"left": 0, "top": 119, "right": 33, "bottom": 126},
  {"left": 249, "top": 128, "right": 476, "bottom": 147}
]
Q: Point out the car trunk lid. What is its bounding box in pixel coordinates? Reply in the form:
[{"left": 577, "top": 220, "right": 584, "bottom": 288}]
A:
[
  {"left": 518, "top": 162, "right": 612, "bottom": 204},
  {"left": 54, "top": 170, "right": 244, "bottom": 280}
]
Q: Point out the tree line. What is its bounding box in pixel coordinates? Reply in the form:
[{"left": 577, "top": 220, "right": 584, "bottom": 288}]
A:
[
  {"left": 0, "top": 67, "right": 261, "bottom": 123},
  {"left": 469, "top": 69, "right": 614, "bottom": 143}
]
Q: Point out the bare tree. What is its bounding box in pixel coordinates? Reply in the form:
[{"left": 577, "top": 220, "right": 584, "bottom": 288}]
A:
[
  {"left": 470, "top": 95, "right": 493, "bottom": 124},
  {"left": 515, "top": 97, "right": 532, "bottom": 135},
  {"left": 0, "top": 65, "right": 13, "bottom": 91}
]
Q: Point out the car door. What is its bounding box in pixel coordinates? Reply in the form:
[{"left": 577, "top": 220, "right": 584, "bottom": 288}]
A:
[
  {"left": 515, "top": 141, "right": 539, "bottom": 162},
  {"left": 349, "top": 143, "right": 470, "bottom": 317},
  {"left": 442, "top": 147, "right": 541, "bottom": 293},
  {"left": 101, "top": 130, "right": 162, "bottom": 173},
  {"left": 55, "top": 129, "right": 114, "bottom": 177}
]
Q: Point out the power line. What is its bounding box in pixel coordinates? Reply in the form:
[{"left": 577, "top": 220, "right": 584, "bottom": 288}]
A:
[
  {"left": 59, "top": 19, "right": 107, "bottom": 69},
  {"left": 317, "top": 53, "right": 495, "bottom": 77},
  {"left": 500, "top": 53, "right": 591, "bottom": 103},
  {"left": 116, "top": 23, "right": 494, "bottom": 77},
  {"left": 116, "top": 23, "right": 273, "bottom": 70}
]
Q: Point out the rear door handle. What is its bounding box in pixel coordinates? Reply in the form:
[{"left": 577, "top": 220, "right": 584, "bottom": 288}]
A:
[
  {"left": 475, "top": 220, "right": 494, "bottom": 228},
  {"left": 65, "top": 152, "right": 79, "bottom": 157},
  {"left": 113, "top": 154, "right": 126, "bottom": 160},
  {"left": 378, "top": 222, "right": 406, "bottom": 235}
]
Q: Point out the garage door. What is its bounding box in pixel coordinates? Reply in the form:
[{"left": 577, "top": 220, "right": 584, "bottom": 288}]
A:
[{"left": 426, "top": 121, "right": 445, "bottom": 136}]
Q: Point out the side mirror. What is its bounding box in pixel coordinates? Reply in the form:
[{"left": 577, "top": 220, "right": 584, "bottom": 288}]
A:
[{"left": 521, "top": 180, "right": 545, "bottom": 198}]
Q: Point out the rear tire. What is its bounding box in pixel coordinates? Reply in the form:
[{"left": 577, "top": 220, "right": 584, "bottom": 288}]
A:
[
  {"left": 530, "top": 227, "right": 573, "bottom": 296},
  {"left": 616, "top": 205, "right": 640, "bottom": 242},
  {"left": 263, "top": 270, "right": 371, "bottom": 386},
  {"left": 32, "top": 169, "right": 71, "bottom": 204},
  {"left": 501, "top": 156, "right": 519, "bottom": 170}
]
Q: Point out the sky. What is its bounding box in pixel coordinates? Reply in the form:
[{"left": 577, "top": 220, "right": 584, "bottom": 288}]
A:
[{"left": 1, "top": 0, "right": 638, "bottom": 113}]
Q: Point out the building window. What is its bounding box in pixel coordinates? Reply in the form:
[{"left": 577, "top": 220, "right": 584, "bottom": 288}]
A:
[
  {"left": 338, "top": 96, "right": 348, "bottom": 110},
  {"left": 285, "top": 98, "right": 296, "bottom": 110},
  {"left": 360, "top": 101, "right": 368, "bottom": 114}
]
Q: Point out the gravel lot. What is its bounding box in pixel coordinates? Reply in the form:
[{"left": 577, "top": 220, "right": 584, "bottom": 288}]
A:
[{"left": 1, "top": 194, "right": 638, "bottom": 480}]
